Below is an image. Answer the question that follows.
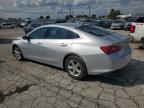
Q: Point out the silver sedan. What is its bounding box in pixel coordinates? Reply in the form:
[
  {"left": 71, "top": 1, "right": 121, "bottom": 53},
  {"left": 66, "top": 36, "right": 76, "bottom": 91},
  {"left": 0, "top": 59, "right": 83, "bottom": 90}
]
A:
[{"left": 12, "top": 23, "right": 132, "bottom": 80}]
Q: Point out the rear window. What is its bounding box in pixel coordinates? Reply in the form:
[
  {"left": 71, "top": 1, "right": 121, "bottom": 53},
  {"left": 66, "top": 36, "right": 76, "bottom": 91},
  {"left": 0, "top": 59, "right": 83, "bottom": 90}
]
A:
[
  {"left": 135, "top": 17, "right": 144, "bottom": 23},
  {"left": 126, "top": 18, "right": 136, "bottom": 22},
  {"left": 77, "top": 25, "right": 112, "bottom": 37}
]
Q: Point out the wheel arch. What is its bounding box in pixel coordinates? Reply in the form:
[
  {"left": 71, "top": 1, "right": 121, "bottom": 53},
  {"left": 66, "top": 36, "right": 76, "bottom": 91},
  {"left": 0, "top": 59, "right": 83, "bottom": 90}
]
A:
[
  {"left": 63, "top": 53, "right": 87, "bottom": 71},
  {"left": 12, "top": 44, "right": 18, "bottom": 53},
  {"left": 12, "top": 44, "right": 23, "bottom": 55}
]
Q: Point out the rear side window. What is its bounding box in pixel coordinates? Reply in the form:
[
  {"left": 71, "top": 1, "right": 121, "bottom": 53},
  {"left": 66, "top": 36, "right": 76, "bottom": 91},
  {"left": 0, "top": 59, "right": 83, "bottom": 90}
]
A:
[
  {"left": 135, "top": 17, "right": 144, "bottom": 23},
  {"left": 45, "top": 27, "right": 80, "bottom": 39},
  {"left": 77, "top": 25, "right": 112, "bottom": 37}
]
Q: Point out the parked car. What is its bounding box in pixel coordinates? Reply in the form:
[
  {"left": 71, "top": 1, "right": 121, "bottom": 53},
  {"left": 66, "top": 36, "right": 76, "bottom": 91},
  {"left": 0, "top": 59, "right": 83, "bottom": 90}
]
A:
[
  {"left": 129, "top": 17, "right": 144, "bottom": 48},
  {"left": 124, "top": 18, "right": 136, "bottom": 31},
  {"left": 12, "top": 23, "right": 132, "bottom": 80},
  {"left": 111, "top": 20, "right": 126, "bottom": 30},
  {"left": 19, "top": 22, "right": 28, "bottom": 28},
  {"left": 87, "top": 20, "right": 108, "bottom": 28},
  {"left": 104, "top": 20, "right": 112, "bottom": 28},
  {"left": 23, "top": 22, "right": 42, "bottom": 34},
  {"left": 0, "top": 23, "right": 15, "bottom": 29}
]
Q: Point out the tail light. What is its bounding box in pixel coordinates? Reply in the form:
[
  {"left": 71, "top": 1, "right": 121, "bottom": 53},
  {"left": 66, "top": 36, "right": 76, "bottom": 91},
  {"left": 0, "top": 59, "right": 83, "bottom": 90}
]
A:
[
  {"left": 100, "top": 46, "right": 121, "bottom": 55},
  {"left": 130, "top": 25, "right": 135, "bottom": 33}
]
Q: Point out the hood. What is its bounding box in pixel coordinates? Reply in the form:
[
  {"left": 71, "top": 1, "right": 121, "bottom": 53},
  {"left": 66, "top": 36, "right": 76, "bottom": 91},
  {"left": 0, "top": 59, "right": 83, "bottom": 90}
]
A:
[{"left": 15, "top": 37, "right": 22, "bottom": 40}]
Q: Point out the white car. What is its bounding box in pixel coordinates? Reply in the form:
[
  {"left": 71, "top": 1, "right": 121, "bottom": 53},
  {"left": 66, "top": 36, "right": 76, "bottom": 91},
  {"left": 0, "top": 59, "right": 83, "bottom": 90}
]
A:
[
  {"left": 0, "top": 23, "right": 15, "bottom": 29},
  {"left": 129, "top": 17, "right": 144, "bottom": 48}
]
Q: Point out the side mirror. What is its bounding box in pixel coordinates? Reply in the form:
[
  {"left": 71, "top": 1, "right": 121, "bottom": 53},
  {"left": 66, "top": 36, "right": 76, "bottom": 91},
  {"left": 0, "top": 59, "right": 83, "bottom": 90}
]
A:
[{"left": 23, "top": 36, "right": 30, "bottom": 40}]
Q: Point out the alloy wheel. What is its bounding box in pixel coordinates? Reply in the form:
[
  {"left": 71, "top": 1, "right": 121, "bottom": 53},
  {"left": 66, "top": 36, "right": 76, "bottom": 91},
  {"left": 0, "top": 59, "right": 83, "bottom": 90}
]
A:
[
  {"left": 14, "top": 47, "right": 22, "bottom": 60},
  {"left": 67, "top": 60, "right": 81, "bottom": 77}
]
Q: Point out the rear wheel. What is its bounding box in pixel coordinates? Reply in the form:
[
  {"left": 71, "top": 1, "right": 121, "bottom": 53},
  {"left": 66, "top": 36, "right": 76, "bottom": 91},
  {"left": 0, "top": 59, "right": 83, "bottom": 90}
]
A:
[
  {"left": 13, "top": 46, "right": 24, "bottom": 61},
  {"left": 65, "top": 55, "right": 87, "bottom": 80},
  {"left": 139, "top": 38, "right": 144, "bottom": 49}
]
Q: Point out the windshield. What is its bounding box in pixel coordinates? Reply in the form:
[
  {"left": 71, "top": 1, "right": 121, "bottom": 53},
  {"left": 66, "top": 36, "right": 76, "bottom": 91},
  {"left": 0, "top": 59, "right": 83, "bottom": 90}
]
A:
[
  {"left": 31, "top": 24, "right": 41, "bottom": 28},
  {"left": 77, "top": 25, "right": 112, "bottom": 37}
]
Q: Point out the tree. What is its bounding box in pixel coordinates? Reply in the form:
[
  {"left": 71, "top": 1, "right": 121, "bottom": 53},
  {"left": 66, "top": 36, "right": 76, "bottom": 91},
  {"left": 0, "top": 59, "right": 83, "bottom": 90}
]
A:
[
  {"left": 65, "top": 15, "right": 73, "bottom": 21},
  {"left": 39, "top": 16, "right": 44, "bottom": 19},
  {"left": 108, "top": 9, "right": 122, "bottom": 19},
  {"left": 46, "top": 15, "right": 50, "bottom": 20}
]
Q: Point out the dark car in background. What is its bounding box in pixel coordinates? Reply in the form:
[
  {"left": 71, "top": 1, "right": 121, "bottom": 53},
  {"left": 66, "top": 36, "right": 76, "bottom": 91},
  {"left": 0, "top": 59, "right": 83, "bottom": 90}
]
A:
[
  {"left": 111, "top": 20, "right": 126, "bottom": 30},
  {"left": 104, "top": 20, "right": 112, "bottom": 28},
  {"left": 87, "top": 20, "right": 110, "bottom": 28},
  {"left": 124, "top": 18, "right": 137, "bottom": 31},
  {"left": 0, "top": 22, "right": 15, "bottom": 29},
  {"left": 23, "top": 22, "right": 42, "bottom": 34},
  {"left": 23, "top": 19, "right": 59, "bottom": 34}
]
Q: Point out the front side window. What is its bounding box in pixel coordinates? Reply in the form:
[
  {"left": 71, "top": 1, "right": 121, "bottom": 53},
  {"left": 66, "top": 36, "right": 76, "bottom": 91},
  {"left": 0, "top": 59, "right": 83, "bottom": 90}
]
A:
[
  {"left": 45, "top": 27, "right": 80, "bottom": 39},
  {"left": 28, "top": 27, "right": 47, "bottom": 39},
  {"left": 77, "top": 25, "right": 112, "bottom": 37}
]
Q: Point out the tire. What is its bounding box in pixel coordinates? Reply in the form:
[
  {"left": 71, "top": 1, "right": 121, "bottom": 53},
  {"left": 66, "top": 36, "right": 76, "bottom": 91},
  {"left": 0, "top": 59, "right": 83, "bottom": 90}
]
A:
[
  {"left": 139, "top": 38, "right": 144, "bottom": 49},
  {"left": 65, "top": 55, "right": 87, "bottom": 80},
  {"left": 13, "top": 45, "right": 24, "bottom": 61}
]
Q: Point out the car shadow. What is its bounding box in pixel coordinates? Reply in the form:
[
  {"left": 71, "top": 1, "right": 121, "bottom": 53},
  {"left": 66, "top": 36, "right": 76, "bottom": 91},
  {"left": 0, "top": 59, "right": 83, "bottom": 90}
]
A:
[
  {"left": 0, "top": 60, "right": 5, "bottom": 64},
  {"left": 134, "top": 48, "right": 144, "bottom": 50},
  {"left": 0, "top": 38, "right": 12, "bottom": 44},
  {"left": 26, "top": 59, "right": 64, "bottom": 71},
  {"left": 84, "top": 59, "right": 144, "bottom": 87},
  {"left": 25, "top": 58, "right": 144, "bottom": 87}
]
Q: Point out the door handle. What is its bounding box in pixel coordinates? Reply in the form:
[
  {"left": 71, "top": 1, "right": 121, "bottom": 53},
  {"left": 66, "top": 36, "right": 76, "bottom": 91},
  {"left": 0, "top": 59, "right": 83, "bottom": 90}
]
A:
[{"left": 61, "top": 43, "right": 67, "bottom": 46}]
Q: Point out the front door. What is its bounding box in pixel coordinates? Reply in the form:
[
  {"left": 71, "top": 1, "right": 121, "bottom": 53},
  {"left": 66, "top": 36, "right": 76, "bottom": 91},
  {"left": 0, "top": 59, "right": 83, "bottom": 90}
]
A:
[{"left": 21, "top": 27, "right": 47, "bottom": 61}]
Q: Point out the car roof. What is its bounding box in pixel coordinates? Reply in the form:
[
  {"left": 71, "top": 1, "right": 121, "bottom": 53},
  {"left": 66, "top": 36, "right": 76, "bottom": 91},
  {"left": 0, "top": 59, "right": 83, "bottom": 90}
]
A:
[{"left": 42, "top": 23, "right": 82, "bottom": 28}]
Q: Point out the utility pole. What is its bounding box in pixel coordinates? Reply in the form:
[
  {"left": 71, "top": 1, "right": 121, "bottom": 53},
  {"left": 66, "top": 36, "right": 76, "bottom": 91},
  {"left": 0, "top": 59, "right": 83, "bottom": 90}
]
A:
[
  {"left": 88, "top": 5, "right": 91, "bottom": 17},
  {"left": 68, "top": 1, "right": 72, "bottom": 16}
]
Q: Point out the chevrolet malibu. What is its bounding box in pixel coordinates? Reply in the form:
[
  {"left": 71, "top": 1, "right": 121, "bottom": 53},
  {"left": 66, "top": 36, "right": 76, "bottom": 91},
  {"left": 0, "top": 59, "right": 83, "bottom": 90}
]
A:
[{"left": 12, "top": 23, "right": 132, "bottom": 80}]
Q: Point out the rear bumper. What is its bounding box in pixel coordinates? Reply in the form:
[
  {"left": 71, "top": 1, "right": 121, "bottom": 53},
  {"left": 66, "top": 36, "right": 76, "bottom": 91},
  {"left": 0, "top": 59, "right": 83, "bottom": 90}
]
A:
[
  {"left": 85, "top": 47, "right": 132, "bottom": 75},
  {"left": 128, "top": 34, "right": 140, "bottom": 42}
]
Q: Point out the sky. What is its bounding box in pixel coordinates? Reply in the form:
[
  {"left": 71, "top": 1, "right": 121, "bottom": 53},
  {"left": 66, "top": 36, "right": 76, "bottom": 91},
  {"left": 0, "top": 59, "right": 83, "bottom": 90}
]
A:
[{"left": 0, "top": 0, "right": 144, "bottom": 19}]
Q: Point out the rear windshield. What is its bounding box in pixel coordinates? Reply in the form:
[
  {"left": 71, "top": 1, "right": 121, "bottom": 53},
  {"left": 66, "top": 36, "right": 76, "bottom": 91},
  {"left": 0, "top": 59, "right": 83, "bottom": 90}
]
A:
[
  {"left": 135, "top": 17, "right": 144, "bottom": 23},
  {"left": 77, "top": 25, "right": 112, "bottom": 37},
  {"left": 126, "top": 18, "right": 136, "bottom": 22}
]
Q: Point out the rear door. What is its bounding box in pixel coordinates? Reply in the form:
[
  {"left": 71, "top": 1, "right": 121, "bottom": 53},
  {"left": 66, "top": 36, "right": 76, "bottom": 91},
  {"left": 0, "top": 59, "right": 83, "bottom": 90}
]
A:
[{"left": 42, "top": 27, "right": 80, "bottom": 67}]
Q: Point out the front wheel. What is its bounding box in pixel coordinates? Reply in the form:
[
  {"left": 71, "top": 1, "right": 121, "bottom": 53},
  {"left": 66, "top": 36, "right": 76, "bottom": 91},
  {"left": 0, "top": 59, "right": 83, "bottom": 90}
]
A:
[
  {"left": 65, "top": 55, "right": 87, "bottom": 80},
  {"left": 13, "top": 46, "right": 24, "bottom": 61}
]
